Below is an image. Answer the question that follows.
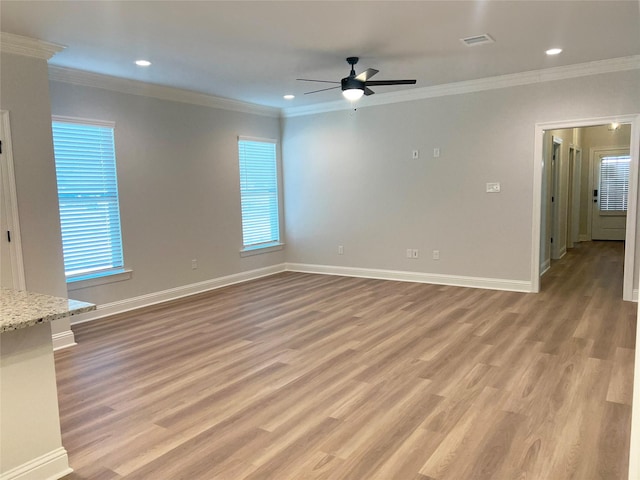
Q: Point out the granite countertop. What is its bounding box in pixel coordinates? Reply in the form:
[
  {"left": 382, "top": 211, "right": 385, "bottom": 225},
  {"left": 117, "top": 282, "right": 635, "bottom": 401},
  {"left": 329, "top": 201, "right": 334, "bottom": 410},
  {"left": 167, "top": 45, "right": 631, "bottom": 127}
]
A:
[{"left": 0, "top": 288, "right": 96, "bottom": 333}]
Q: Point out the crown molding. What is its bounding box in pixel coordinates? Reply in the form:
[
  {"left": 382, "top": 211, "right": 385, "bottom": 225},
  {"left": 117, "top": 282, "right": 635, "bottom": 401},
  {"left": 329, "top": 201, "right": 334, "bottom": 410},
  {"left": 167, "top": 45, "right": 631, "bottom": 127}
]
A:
[
  {"left": 44, "top": 54, "right": 640, "bottom": 119},
  {"left": 0, "top": 32, "right": 65, "bottom": 60},
  {"left": 283, "top": 55, "right": 640, "bottom": 118},
  {"left": 48, "top": 66, "right": 281, "bottom": 118}
]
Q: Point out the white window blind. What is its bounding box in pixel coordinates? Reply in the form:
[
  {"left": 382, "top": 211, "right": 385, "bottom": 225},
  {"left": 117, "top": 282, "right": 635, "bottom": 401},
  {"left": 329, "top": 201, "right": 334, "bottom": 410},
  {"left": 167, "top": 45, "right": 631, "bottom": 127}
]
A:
[
  {"left": 238, "top": 138, "right": 280, "bottom": 249},
  {"left": 52, "top": 120, "right": 124, "bottom": 279},
  {"left": 599, "top": 155, "right": 631, "bottom": 212}
]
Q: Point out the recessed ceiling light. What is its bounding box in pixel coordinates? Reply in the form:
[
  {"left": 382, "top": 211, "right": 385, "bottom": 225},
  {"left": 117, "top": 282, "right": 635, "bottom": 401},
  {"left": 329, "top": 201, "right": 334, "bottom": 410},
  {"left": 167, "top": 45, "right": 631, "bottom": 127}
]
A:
[
  {"left": 283, "top": 94, "right": 295, "bottom": 100},
  {"left": 135, "top": 59, "right": 152, "bottom": 67},
  {"left": 545, "top": 48, "right": 562, "bottom": 56}
]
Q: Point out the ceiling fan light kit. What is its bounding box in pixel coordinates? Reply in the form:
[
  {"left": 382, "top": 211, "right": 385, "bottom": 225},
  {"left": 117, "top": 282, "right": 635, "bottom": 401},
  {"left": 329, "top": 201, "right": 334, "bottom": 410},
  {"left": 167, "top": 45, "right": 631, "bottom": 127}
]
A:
[
  {"left": 342, "top": 78, "right": 365, "bottom": 100},
  {"left": 297, "top": 57, "right": 416, "bottom": 101},
  {"left": 342, "top": 88, "right": 364, "bottom": 101}
]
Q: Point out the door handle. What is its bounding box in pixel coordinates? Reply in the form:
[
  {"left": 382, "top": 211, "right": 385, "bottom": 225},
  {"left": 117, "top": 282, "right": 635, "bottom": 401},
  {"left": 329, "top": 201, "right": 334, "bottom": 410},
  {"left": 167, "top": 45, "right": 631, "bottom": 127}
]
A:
[{"left": 593, "top": 189, "right": 598, "bottom": 197}]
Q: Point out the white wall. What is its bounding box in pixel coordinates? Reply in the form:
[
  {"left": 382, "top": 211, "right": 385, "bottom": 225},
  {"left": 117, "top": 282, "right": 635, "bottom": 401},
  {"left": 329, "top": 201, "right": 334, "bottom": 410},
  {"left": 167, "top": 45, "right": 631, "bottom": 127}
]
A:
[
  {"left": 0, "top": 53, "right": 67, "bottom": 298},
  {"left": 49, "top": 81, "right": 284, "bottom": 307},
  {"left": 282, "top": 70, "right": 640, "bottom": 287},
  {"left": 3, "top": 51, "right": 639, "bottom": 308},
  {"left": 0, "top": 52, "right": 71, "bottom": 336}
]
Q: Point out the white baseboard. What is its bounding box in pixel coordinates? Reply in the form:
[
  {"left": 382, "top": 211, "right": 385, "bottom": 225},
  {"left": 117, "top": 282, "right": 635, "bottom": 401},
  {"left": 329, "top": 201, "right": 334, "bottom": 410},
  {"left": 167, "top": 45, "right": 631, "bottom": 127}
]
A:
[
  {"left": 540, "top": 259, "right": 551, "bottom": 276},
  {"left": 70, "top": 264, "right": 286, "bottom": 325},
  {"left": 579, "top": 234, "right": 590, "bottom": 242},
  {"left": 633, "top": 289, "right": 638, "bottom": 303},
  {"left": 630, "top": 306, "right": 640, "bottom": 480},
  {"left": 0, "top": 447, "right": 72, "bottom": 480},
  {"left": 285, "top": 263, "right": 533, "bottom": 293},
  {"left": 52, "top": 330, "right": 76, "bottom": 351},
  {"left": 68, "top": 262, "right": 534, "bottom": 328}
]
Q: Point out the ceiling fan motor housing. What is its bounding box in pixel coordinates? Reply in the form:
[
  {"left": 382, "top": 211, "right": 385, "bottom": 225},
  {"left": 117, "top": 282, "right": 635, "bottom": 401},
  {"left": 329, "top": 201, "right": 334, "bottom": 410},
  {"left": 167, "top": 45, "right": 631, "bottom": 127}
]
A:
[{"left": 341, "top": 76, "right": 365, "bottom": 92}]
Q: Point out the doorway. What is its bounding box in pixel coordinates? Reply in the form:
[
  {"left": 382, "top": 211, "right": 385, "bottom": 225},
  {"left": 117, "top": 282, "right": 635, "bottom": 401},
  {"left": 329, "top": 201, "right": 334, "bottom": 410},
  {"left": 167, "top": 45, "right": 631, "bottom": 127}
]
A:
[
  {"left": 0, "top": 110, "right": 25, "bottom": 289},
  {"left": 550, "top": 137, "right": 562, "bottom": 260},
  {"left": 532, "top": 114, "right": 640, "bottom": 300}
]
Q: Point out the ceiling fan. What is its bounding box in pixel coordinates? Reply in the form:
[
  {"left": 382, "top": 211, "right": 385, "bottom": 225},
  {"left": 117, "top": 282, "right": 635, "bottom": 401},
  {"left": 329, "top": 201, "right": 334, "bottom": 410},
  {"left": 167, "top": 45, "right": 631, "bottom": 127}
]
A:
[{"left": 297, "top": 57, "right": 417, "bottom": 101}]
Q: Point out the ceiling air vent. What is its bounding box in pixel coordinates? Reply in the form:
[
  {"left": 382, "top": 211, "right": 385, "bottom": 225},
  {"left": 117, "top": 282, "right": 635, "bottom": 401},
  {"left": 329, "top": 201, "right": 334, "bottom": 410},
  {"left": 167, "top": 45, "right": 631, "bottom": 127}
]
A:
[{"left": 460, "top": 34, "right": 495, "bottom": 47}]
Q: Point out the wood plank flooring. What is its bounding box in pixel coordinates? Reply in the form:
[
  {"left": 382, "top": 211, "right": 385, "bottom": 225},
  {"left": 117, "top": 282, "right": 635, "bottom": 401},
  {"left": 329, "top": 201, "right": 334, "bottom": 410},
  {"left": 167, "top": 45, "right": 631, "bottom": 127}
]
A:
[{"left": 58, "top": 241, "right": 636, "bottom": 479}]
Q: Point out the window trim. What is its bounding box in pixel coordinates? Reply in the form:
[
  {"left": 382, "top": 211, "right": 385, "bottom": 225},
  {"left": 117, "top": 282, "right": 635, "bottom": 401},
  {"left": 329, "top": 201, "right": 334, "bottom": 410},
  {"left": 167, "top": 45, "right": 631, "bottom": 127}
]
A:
[
  {"left": 67, "top": 268, "right": 132, "bottom": 291},
  {"left": 239, "top": 243, "right": 284, "bottom": 257},
  {"left": 52, "top": 115, "right": 129, "bottom": 285},
  {"left": 237, "top": 135, "right": 283, "bottom": 255}
]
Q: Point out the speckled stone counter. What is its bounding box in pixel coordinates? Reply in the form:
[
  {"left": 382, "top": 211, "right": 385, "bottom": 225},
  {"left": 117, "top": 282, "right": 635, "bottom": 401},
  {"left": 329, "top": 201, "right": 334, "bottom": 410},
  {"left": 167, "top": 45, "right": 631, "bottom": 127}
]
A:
[
  {"left": 1, "top": 289, "right": 95, "bottom": 479},
  {"left": 1, "top": 288, "right": 95, "bottom": 333}
]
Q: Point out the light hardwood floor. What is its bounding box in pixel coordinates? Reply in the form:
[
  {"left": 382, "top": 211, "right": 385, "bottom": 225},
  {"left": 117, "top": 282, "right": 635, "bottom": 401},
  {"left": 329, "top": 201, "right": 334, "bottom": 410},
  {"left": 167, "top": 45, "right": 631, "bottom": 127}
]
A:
[{"left": 58, "top": 241, "right": 636, "bottom": 479}]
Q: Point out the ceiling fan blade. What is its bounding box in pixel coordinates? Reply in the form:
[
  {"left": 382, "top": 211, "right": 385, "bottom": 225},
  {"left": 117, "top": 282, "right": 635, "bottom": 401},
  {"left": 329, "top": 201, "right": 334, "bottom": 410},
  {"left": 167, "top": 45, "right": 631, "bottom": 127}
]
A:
[
  {"left": 296, "top": 78, "right": 340, "bottom": 84},
  {"left": 364, "top": 87, "right": 375, "bottom": 96},
  {"left": 365, "top": 79, "right": 417, "bottom": 86},
  {"left": 355, "top": 68, "right": 379, "bottom": 82},
  {"left": 304, "top": 86, "right": 340, "bottom": 95}
]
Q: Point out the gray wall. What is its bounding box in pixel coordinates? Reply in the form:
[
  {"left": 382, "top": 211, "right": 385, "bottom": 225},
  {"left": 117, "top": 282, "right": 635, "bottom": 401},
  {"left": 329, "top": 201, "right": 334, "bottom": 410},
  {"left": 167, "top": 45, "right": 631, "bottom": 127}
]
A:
[
  {"left": 49, "top": 81, "right": 284, "bottom": 306},
  {"left": 0, "top": 52, "right": 67, "bottom": 298},
  {"left": 282, "top": 70, "right": 640, "bottom": 285},
  {"left": 3, "top": 55, "right": 639, "bottom": 312}
]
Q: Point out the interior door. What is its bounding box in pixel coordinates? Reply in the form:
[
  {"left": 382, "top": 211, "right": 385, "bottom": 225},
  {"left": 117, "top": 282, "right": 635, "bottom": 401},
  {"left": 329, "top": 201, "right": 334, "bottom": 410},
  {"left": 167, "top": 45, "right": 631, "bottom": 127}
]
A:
[
  {"left": 570, "top": 149, "right": 582, "bottom": 245},
  {"left": 592, "top": 150, "right": 631, "bottom": 240},
  {"left": 0, "top": 111, "right": 25, "bottom": 289},
  {"left": 0, "top": 167, "right": 13, "bottom": 288}
]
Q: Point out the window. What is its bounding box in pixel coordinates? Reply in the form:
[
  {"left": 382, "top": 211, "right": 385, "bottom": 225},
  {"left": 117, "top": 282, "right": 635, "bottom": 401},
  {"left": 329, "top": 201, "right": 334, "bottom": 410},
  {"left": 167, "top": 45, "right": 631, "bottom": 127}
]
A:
[
  {"left": 238, "top": 137, "right": 281, "bottom": 252},
  {"left": 52, "top": 118, "right": 124, "bottom": 281},
  {"left": 599, "top": 155, "right": 631, "bottom": 212}
]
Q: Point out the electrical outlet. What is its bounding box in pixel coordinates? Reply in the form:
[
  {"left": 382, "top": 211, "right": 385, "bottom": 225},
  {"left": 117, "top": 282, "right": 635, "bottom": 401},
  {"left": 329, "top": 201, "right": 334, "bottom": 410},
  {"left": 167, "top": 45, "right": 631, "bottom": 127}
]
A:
[
  {"left": 406, "top": 248, "right": 413, "bottom": 259},
  {"left": 433, "top": 250, "right": 440, "bottom": 260},
  {"left": 433, "top": 148, "right": 440, "bottom": 158},
  {"left": 191, "top": 259, "right": 198, "bottom": 269},
  {"left": 338, "top": 245, "right": 344, "bottom": 255},
  {"left": 412, "top": 249, "right": 419, "bottom": 259},
  {"left": 486, "top": 182, "right": 501, "bottom": 193}
]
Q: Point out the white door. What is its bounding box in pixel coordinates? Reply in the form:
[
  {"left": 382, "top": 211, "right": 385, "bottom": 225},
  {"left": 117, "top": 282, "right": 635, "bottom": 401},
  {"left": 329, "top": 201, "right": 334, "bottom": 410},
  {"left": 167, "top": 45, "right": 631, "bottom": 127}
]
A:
[
  {"left": 592, "top": 150, "right": 631, "bottom": 240},
  {"left": 0, "top": 166, "right": 13, "bottom": 288},
  {"left": 568, "top": 147, "right": 582, "bottom": 246},
  {"left": 0, "top": 111, "right": 25, "bottom": 289},
  {"left": 550, "top": 138, "right": 562, "bottom": 259}
]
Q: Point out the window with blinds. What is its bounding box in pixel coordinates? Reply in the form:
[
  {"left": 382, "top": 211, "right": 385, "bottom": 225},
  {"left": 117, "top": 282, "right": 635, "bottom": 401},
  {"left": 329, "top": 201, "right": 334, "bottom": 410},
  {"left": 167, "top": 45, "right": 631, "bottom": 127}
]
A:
[
  {"left": 599, "top": 155, "right": 631, "bottom": 212},
  {"left": 52, "top": 118, "right": 124, "bottom": 280},
  {"left": 238, "top": 138, "right": 280, "bottom": 250}
]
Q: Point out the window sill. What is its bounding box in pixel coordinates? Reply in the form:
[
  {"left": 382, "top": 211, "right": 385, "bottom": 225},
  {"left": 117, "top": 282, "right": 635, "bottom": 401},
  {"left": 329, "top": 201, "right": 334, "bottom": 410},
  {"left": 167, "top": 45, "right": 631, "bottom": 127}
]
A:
[
  {"left": 67, "top": 269, "right": 133, "bottom": 291},
  {"left": 240, "top": 243, "right": 284, "bottom": 257}
]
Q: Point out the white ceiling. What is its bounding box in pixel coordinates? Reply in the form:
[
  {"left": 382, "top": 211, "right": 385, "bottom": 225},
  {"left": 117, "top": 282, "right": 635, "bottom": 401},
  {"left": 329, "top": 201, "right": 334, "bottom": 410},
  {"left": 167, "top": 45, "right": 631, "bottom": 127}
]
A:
[{"left": 1, "top": 1, "right": 639, "bottom": 109}]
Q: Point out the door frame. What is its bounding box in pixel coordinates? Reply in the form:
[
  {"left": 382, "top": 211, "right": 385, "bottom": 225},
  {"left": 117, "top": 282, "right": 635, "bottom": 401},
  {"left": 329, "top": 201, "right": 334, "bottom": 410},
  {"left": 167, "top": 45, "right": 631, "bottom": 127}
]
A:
[
  {"left": 0, "top": 110, "right": 26, "bottom": 290},
  {"left": 566, "top": 145, "right": 581, "bottom": 249},
  {"left": 532, "top": 114, "right": 640, "bottom": 301},
  {"left": 550, "top": 136, "right": 563, "bottom": 260}
]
